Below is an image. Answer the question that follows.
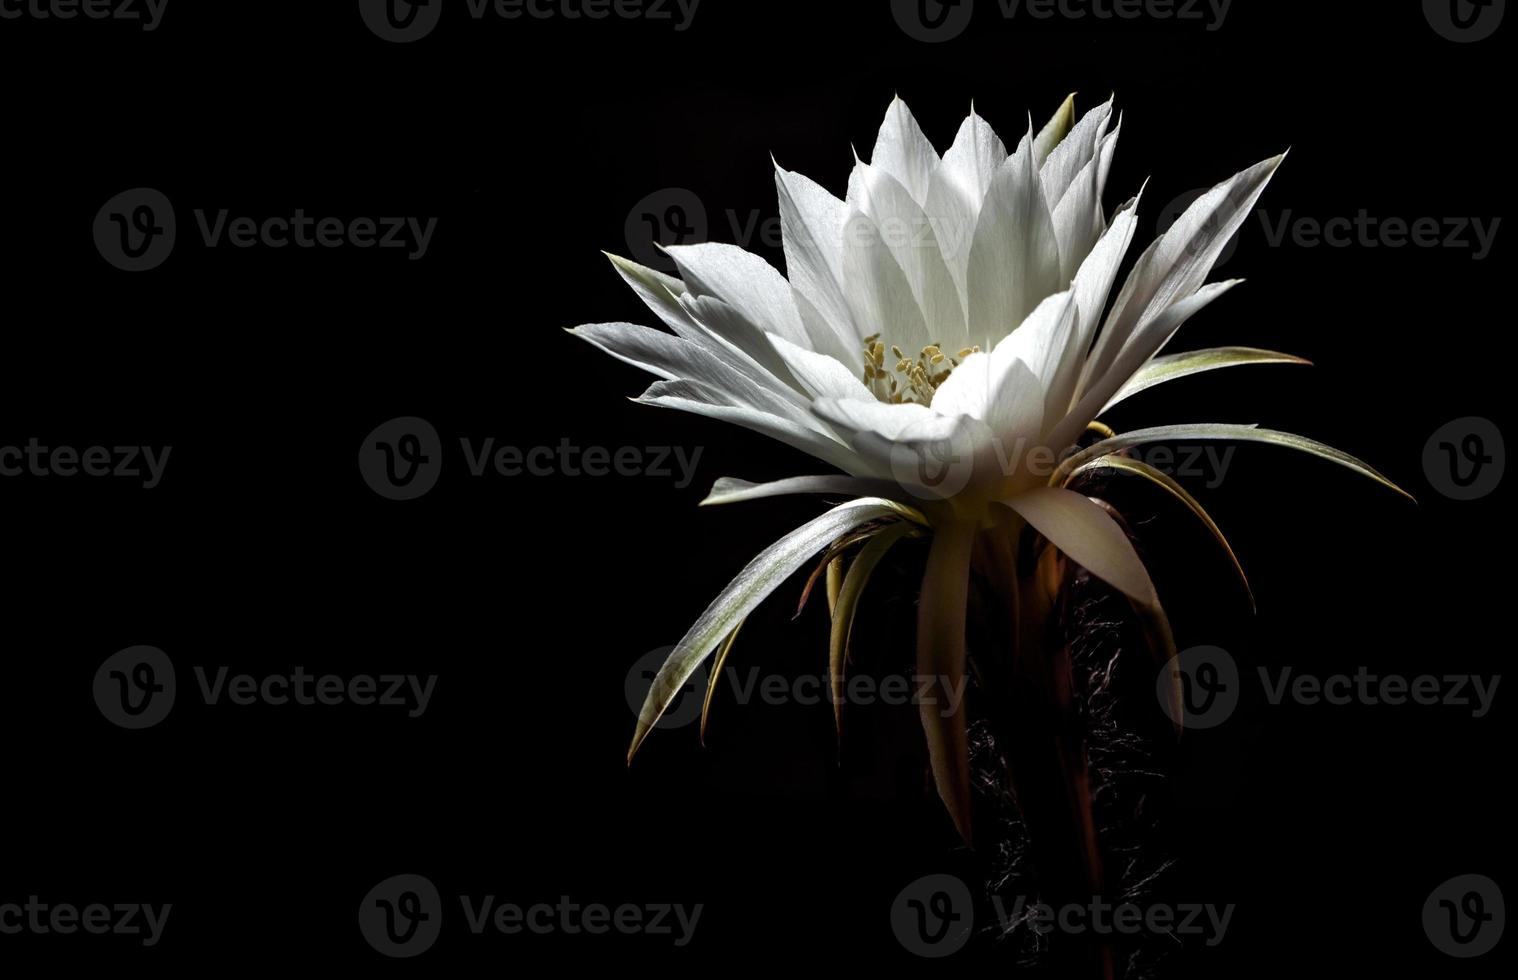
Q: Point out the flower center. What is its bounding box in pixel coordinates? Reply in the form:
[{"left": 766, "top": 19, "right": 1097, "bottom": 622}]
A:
[{"left": 860, "top": 335, "right": 980, "bottom": 405}]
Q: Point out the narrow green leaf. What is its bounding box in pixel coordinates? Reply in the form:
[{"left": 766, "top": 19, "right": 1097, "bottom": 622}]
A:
[
  {"left": 830, "top": 522, "right": 918, "bottom": 738},
  {"left": 628, "top": 498, "right": 907, "bottom": 762},
  {"left": 1052, "top": 423, "right": 1415, "bottom": 502},
  {"left": 916, "top": 520, "right": 977, "bottom": 843},
  {"left": 1068, "top": 454, "right": 1255, "bottom": 611},
  {"left": 1102, "top": 346, "right": 1310, "bottom": 412},
  {"left": 699, "top": 620, "right": 745, "bottom": 745},
  {"left": 701, "top": 474, "right": 927, "bottom": 517}
]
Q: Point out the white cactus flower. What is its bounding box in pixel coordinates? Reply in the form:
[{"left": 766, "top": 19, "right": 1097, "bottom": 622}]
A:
[{"left": 574, "top": 95, "right": 1408, "bottom": 838}]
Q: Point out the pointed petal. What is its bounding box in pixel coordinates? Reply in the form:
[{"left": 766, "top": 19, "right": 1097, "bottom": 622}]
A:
[
  {"left": 915, "top": 519, "right": 977, "bottom": 841},
  {"left": 666, "top": 242, "right": 813, "bottom": 351},
  {"left": 1103, "top": 347, "right": 1311, "bottom": 412},
  {"left": 628, "top": 498, "right": 911, "bottom": 760},
  {"left": 840, "top": 209, "right": 933, "bottom": 355},
  {"left": 924, "top": 110, "right": 1008, "bottom": 307},
  {"left": 831, "top": 521, "right": 919, "bottom": 736},
  {"left": 1032, "top": 94, "right": 1076, "bottom": 167},
  {"left": 775, "top": 165, "right": 860, "bottom": 360},
  {"left": 1052, "top": 423, "right": 1416, "bottom": 503},
  {"left": 849, "top": 162, "right": 968, "bottom": 349},
  {"left": 1039, "top": 95, "right": 1113, "bottom": 207},
  {"left": 768, "top": 335, "right": 875, "bottom": 402},
  {"left": 966, "top": 127, "right": 1064, "bottom": 348},
  {"left": 1085, "top": 154, "right": 1286, "bottom": 386},
  {"left": 1051, "top": 279, "right": 1243, "bottom": 455},
  {"left": 1066, "top": 455, "right": 1253, "bottom": 609},
  {"left": 701, "top": 474, "right": 928, "bottom": 512},
  {"left": 1002, "top": 486, "right": 1159, "bottom": 605},
  {"left": 637, "top": 379, "right": 861, "bottom": 474},
  {"left": 871, "top": 96, "right": 940, "bottom": 205}
]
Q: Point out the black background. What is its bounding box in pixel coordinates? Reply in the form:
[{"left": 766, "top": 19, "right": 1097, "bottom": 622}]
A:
[{"left": 1, "top": 0, "right": 1511, "bottom": 973}]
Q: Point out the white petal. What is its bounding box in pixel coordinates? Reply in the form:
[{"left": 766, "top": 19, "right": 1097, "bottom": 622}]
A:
[
  {"left": 849, "top": 162, "right": 967, "bottom": 350},
  {"left": 1049, "top": 115, "right": 1122, "bottom": 281},
  {"left": 629, "top": 497, "right": 912, "bottom": 758},
  {"left": 840, "top": 209, "right": 933, "bottom": 355},
  {"left": 702, "top": 474, "right": 921, "bottom": 508},
  {"left": 775, "top": 165, "right": 860, "bottom": 359},
  {"left": 605, "top": 252, "right": 695, "bottom": 334},
  {"left": 995, "top": 291, "right": 1081, "bottom": 428},
  {"left": 1039, "top": 95, "right": 1113, "bottom": 208},
  {"left": 812, "top": 397, "right": 955, "bottom": 442},
  {"left": 638, "top": 379, "right": 862, "bottom": 474},
  {"left": 665, "top": 242, "right": 814, "bottom": 351},
  {"left": 966, "top": 127, "right": 1064, "bottom": 349},
  {"left": 1065, "top": 195, "right": 1141, "bottom": 404},
  {"left": 930, "top": 346, "right": 1044, "bottom": 446},
  {"left": 768, "top": 335, "right": 875, "bottom": 402},
  {"left": 1002, "top": 487, "right": 1159, "bottom": 605},
  {"left": 1049, "top": 279, "right": 1243, "bottom": 454},
  {"left": 870, "top": 96, "right": 940, "bottom": 206},
  {"left": 678, "top": 293, "right": 805, "bottom": 394},
  {"left": 1032, "top": 94, "right": 1076, "bottom": 168},
  {"left": 1085, "top": 153, "right": 1285, "bottom": 385},
  {"left": 924, "top": 110, "right": 1009, "bottom": 307},
  {"left": 570, "top": 322, "right": 803, "bottom": 414}
]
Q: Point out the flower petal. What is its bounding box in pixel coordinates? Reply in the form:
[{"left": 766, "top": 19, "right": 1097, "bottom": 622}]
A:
[
  {"left": 1084, "top": 153, "right": 1286, "bottom": 387},
  {"left": 966, "top": 126, "right": 1064, "bottom": 349},
  {"left": 666, "top": 242, "right": 814, "bottom": 351},
  {"left": 628, "top": 497, "right": 913, "bottom": 760},
  {"left": 1002, "top": 486, "right": 1159, "bottom": 605},
  {"left": 849, "top": 162, "right": 968, "bottom": 350},
  {"left": 775, "top": 164, "right": 860, "bottom": 360},
  {"left": 870, "top": 96, "right": 940, "bottom": 206}
]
